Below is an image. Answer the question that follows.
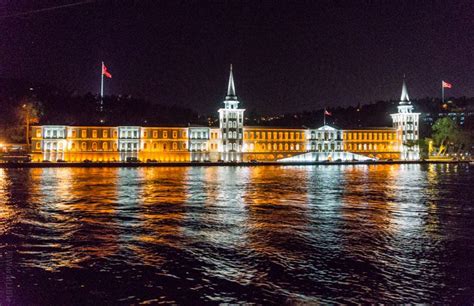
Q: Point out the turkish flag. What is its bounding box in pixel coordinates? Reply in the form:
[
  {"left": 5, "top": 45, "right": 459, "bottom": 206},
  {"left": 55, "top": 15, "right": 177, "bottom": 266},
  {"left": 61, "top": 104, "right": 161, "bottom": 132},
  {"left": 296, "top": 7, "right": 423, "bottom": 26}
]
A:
[
  {"left": 324, "top": 109, "right": 332, "bottom": 116},
  {"left": 102, "top": 63, "right": 112, "bottom": 78},
  {"left": 442, "top": 81, "right": 452, "bottom": 88}
]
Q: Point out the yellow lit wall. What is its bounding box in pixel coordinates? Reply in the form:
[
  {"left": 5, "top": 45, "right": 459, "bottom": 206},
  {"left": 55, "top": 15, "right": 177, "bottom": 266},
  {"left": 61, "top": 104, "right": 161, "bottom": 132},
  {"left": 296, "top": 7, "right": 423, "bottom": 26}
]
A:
[
  {"left": 139, "top": 127, "right": 190, "bottom": 162},
  {"left": 243, "top": 127, "right": 307, "bottom": 161},
  {"left": 342, "top": 129, "right": 402, "bottom": 160}
]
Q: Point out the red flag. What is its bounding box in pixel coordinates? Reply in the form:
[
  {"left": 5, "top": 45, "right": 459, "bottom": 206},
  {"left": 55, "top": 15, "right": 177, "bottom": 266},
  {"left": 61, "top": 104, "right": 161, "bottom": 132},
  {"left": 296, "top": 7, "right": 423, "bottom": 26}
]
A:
[
  {"left": 324, "top": 109, "right": 332, "bottom": 116},
  {"left": 102, "top": 63, "right": 112, "bottom": 78},
  {"left": 442, "top": 80, "right": 452, "bottom": 88}
]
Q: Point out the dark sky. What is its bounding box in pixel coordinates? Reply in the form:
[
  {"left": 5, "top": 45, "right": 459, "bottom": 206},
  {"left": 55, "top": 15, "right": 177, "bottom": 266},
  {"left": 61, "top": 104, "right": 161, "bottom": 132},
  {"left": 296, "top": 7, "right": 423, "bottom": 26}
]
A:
[{"left": 1, "top": 0, "right": 473, "bottom": 114}]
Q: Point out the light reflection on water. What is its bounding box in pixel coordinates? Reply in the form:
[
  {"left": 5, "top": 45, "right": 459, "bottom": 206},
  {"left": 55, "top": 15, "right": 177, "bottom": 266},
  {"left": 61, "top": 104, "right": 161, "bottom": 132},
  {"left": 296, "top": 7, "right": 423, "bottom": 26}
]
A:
[{"left": 0, "top": 164, "right": 473, "bottom": 303}]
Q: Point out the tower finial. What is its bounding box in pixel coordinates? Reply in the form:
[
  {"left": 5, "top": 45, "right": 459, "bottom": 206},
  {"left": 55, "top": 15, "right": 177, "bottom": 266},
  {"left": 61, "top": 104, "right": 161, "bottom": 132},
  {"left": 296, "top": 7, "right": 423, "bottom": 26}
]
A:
[
  {"left": 400, "top": 79, "right": 410, "bottom": 103},
  {"left": 226, "top": 64, "right": 236, "bottom": 98}
]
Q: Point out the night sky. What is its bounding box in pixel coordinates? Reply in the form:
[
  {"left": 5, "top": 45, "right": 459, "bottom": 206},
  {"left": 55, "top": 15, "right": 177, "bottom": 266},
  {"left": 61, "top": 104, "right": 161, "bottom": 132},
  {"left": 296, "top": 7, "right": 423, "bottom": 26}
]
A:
[{"left": 1, "top": 0, "right": 473, "bottom": 114}]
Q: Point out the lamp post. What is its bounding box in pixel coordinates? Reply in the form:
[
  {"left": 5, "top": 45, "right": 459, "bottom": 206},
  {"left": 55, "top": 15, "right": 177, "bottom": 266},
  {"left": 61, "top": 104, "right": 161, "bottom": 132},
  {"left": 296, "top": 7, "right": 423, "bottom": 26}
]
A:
[{"left": 22, "top": 104, "right": 30, "bottom": 150}]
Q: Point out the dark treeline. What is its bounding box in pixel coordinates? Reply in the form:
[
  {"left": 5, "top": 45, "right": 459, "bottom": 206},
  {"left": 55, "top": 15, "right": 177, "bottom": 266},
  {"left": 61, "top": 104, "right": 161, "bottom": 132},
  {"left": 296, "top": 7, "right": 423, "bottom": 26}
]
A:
[
  {"left": 0, "top": 78, "right": 204, "bottom": 127},
  {"left": 1, "top": 78, "right": 473, "bottom": 143}
]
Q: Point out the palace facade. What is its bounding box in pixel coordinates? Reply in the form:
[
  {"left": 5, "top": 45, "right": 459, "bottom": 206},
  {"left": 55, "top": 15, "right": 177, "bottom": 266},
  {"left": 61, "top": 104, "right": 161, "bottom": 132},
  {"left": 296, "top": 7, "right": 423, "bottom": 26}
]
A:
[{"left": 31, "top": 67, "right": 419, "bottom": 163}]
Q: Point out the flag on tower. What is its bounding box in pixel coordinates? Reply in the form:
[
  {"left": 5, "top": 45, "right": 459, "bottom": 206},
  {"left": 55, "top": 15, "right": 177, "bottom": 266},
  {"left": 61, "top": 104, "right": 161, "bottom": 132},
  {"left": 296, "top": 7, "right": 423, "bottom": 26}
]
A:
[
  {"left": 324, "top": 109, "right": 332, "bottom": 116},
  {"left": 102, "top": 63, "right": 112, "bottom": 78},
  {"left": 442, "top": 81, "right": 452, "bottom": 88}
]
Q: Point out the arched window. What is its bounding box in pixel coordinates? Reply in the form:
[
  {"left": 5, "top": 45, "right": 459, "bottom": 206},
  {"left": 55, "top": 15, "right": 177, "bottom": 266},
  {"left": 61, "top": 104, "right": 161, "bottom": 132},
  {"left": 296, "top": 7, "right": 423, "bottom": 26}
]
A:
[
  {"left": 81, "top": 142, "right": 87, "bottom": 151},
  {"left": 103, "top": 142, "right": 108, "bottom": 150},
  {"left": 113, "top": 143, "right": 118, "bottom": 151},
  {"left": 92, "top": 142, "right": 97, "bottom": 151},
  {"left": 284, "top": 144, "right": 289, "bottom": 151},
  {"left": 279, "top": 143, "right": 283, "bottom": 150},
  {"left": 172, "top": 142, "right": 177, "bottom": 150}
]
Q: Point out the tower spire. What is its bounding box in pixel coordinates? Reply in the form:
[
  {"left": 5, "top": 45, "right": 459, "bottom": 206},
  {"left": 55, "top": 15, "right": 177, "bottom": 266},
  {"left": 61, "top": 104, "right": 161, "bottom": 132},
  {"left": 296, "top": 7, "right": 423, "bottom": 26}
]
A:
[
  {"left": 226, "top": 64, "right": 236, "bottom": 99},
  {"left": 400, "top": 78, "right": 410, "bottom": 104}
]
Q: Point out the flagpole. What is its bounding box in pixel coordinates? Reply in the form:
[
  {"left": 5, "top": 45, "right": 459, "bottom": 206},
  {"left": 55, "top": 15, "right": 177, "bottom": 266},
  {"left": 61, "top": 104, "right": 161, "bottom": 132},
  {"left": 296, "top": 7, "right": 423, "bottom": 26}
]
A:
[
  {"left": 100, "top": 61, "right": 104, "bottom": 112},
  {"left": 441, "top": 80, "right": 444, "bottom": 104},
  {"left": 323, "top": 109, "right": 326, "bottom": 126}
]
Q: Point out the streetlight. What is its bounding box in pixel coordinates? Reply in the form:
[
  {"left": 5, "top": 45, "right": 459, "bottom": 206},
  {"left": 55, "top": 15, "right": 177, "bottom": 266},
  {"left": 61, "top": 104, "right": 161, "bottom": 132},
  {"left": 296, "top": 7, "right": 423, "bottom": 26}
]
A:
[{"left": 23, "top": 104, "right": 30, "bottom": 150}]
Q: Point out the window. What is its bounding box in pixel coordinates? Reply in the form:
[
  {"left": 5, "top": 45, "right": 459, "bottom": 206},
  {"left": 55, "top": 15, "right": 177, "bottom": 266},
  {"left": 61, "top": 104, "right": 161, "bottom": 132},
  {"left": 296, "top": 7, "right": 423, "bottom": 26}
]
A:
[
  {"left": 153, "top": 131, "right": 158, "bottom": 138},
  {"left": 103, "top": 130, "right": 108, "bottom": 138},
  {"left": 143, "top": 131, "right": 148, "bottom": 138},
  {"left": 36, "top": 129, "right": 41, "bottom": 138},
  {"left": 71, "top": 143, "right": 76, "bottom": 150},
  {"left": 92, "top": 130, "right": 97, "bottom": 138},
  {"left": 72, "top": 130, "right": 77, "bottom": 138},
  {"left": 36, "top": 142, "right": 41, "bottom": 149},
  {"left": 81, "top": 142, "right": 87, "bottom": 150},
  {"left": 172, "top": 142, "right": 177, "bottom": 150},
  {"left": 113, "top": 130, "right": 118, "bottom": 138},
  {"left": 144, "top": 143, "right": 148, "bottom": 150},
  {"left": 92, "top": 142, "right": 97, "bottom": 151},
  {"left": 163, "top": 131, "right": 168, "bottom": 138},
  {"left": 103, "top": 142, "right": 108, "bottom": 150},
  {"left": 173, "top": 131, "right": 177, "bottom": 139},
  {"left": 81, "top": 130, "right": 87, "bottom": 138},
  {"left": 113, "top": 143, "right": 118, "bottom": 151}
]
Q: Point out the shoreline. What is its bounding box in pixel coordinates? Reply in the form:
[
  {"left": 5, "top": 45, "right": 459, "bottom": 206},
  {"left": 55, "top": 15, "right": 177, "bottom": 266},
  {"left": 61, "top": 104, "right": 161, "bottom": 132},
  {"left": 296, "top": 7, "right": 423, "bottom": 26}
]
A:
[{"left": 0, "top": 160, "right": 470, "bottom": 168}]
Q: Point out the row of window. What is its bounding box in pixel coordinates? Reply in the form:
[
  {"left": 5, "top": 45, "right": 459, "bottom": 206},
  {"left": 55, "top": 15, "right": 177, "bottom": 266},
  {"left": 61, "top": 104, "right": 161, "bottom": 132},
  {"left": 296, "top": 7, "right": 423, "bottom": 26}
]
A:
[
  {"left": 40, "top": 128, "right": 188, "bottom": 139},
  {"left": 310, "top": 132, "right": 342, "bottom": 140},
  {"left": 344, "top": 132, "right": 395, "bottom": 141},
  {"left": 222, "top": 121, "right": 241, "bottom": 128},
  {"left": 143, "top": 130, "right": 186, "bottom": 139},
  {"left": 246, "top": 143, "right": 304, "bottom": 151},
  {"left": 39, "top": 141, "right": 187, "bottom": 151},
  {"left": 223, "top": 132, "right": 242, "bottom": 139},
  {"left": 244, "top": 131, "right": 305, "bottom": 140},
  {"left": 346, "top": 143, "right": 393, "bottom": 151}
]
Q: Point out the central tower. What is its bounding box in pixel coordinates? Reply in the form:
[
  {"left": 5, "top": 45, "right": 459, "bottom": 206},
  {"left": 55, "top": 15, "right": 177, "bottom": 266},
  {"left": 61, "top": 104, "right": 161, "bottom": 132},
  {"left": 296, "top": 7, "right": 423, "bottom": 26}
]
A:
[
  {"left": 218, "top": 65, "right": 245, "bottom": 162},
  {"left": 390, "top": 79, "right": 420, "bottom": 160}
]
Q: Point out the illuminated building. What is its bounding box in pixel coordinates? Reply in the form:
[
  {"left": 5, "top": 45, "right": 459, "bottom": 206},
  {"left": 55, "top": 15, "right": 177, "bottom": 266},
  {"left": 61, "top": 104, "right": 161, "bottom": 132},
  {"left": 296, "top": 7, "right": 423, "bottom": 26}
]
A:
[
  {"left": 342, "top": 128, "right": 401, "bottom": 160},
  {"left": 31, "top": 67, "right": 413, "bottom": 163},
  {"left": 218, "top": 65, "right": 245, "bottom": 162},
  {"left": 390, "top": 80, "right": 421, "bottom": 160}
]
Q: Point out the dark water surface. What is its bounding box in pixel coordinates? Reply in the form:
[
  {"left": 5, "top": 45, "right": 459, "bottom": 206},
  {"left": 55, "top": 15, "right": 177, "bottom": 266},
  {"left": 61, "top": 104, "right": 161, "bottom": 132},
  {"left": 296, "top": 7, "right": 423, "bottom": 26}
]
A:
[{"left": 0, "top": 164, "right": 473, "bottom": 304}]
